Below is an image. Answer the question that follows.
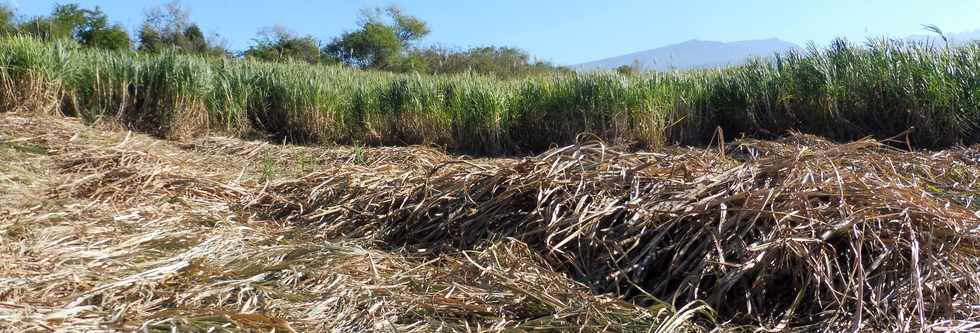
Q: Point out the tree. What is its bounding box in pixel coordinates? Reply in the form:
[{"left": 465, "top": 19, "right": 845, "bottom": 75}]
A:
[
  {"left": 18, "top": 17, "right": 53, "bottom": 39},
  {"left": 385, "top": 6, "right": 428, "bottom": 42},
  {"left": 396, "top": 52, "right": 429, "bottom": 73},
  {"left": 409, "top": 45, "right": 568, "bottom": 78},
  {"left": 243, "top": 25, "right": 324, "bottom": 64},
  {"left": 80, "top": 24, "right": 130, "bottom": 51},
  {"left": 17, "top": 4, "right": 82, "bottom": 41},
  {"left": 324, "top": 5, "right": 429, "bottom": 69},
  {"left": 615, "top": 65, "right": 635, "bottom": 76},
  {"left": 138, "top": 1, "right": 226, "bottom": 56},
  {"left": 48, "top": 3, "right": 87, "bottom": 39},
  {"left": 0, "top": 4, "right": 17, "bottom": 36},
  {"left": 615, "top": 60, "right": 644, "bottom": 76},
  {"left": 138, "top": 0, "right": 188, "bottom": 52},
  {"left": 17, "top": 3, "right": 130, "bottom": 50},
  {"left": 74, "top": 6, "right": 130, "bottom": 50}
]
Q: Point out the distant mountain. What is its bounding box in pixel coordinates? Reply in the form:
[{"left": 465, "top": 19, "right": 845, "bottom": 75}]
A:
[
  {"left": 575, "top": 38, "right": 800, "bottom": 72},
  {"left": 905, "top": 28, "right": 980, "bottom": 46},
  {"left": 577, "top": 29, "right": 980, "bottom": 73}
]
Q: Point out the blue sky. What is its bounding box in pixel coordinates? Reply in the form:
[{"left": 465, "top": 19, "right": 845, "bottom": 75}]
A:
[{"left": 8, "top": 0, "right": 980, "bottom": 65}]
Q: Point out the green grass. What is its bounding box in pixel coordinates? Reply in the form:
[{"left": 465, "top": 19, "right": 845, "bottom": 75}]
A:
[
  {"left": 0, "top": 139, "right": 48, "bottom": 155},
  {"left": 259, "top": 149, "right": 281, "bottom": 180},
  {"left": 2, "top": 35, "right": 979, "bottom": 154}
]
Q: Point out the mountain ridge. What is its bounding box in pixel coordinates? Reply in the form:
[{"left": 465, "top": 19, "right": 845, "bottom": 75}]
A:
[
  {"left": 575, "top": 38, "right": 800, "bottom": 72},
  {"left": 577, "top": 29, "right": 980, "bottom": 72}
]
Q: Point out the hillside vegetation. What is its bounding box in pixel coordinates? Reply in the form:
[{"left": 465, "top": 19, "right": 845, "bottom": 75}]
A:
[{"left": 3, "top": 36, "right": 980, "bottom": 155}]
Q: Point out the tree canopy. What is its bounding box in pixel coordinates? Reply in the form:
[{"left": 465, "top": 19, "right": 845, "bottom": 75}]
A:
[
  {"left": 323, "top": 5, "right": 430, "bottom": 70},
  {"left": 0, "top": 5, "right": 16, "bottom": 35},
  {"left": 15, "top": 4, "right": 130, "bottom": 50},
  {"left": 411, "top": 46, "right": 569, "bottom": 78},
  {"left": 243, "top": 25, "right": 325, "bottom": 64},
  {"left": 1, "top": 2, "right": 567, "bottom": 77},
  {"left": 138, "top": 1, "right": 227, "bottom": 56}
]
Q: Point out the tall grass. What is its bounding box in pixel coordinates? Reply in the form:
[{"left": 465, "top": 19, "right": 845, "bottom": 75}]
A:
[{"left": 2, "top": 35, "right": 979, "bottom": 153}]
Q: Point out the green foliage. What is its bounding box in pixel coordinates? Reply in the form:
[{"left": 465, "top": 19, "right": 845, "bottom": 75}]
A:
[
  {"left": 9, "top": 3, "right": 129, "bottom": 51},
  {"left": 260, "top": 150, "right": 281, "bottom": 180},
  {"left": 411, "top": 46, "right": 569, "bottom": 78},
  {"left": 75, "top": 8, "right": 130, "bottom": 51},
  {"left": 243, "top": 26, "right": 325, "bottom": 64},
  {"left": 615, "top": 65, "right": 635, "bottom": 76},
  {"left": 0, "top": 5, "right": 14, "bottom": 35},
  {"left": 4, "top": 36, "right": 980, "bottom": 155},
  {"left": 138, "top": 1, "right": 226, "bottom": 56},
  {"left": 324, "top": 5, "right": 429, "bottom": 70},
  {"left": 385, "top": 5, "right": 429, "bottom": 42},
  {"left": 78, "top": 25, "right": 130, "bottom": 51},
  {"left": 325, "top": 22, "right": 403, "bottom": 69},
  {"left": 2, "top": 3, "right": 560, "bottom": 79},
  {"left": 293, "top": 151, "right": 314, "bottom": 174},
  {"left": 0, "top": 139, "right": 48, "bottom": 155},
  {"left": 47, "top": 3, "right": 88, "bottom": 39},
  {"left": 351, "top": 142, "right": 366, "bottom": 164},
  {"left": 396, "top": 52, "right": 429, "bottom": 73},
  {"left": 17, "top": 17, "right": 53, "bottom": 40}
]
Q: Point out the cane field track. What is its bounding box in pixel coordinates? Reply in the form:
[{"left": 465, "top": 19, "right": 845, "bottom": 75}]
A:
[{"left": 1, "top": 35, "right": 980, "bottom": 332}]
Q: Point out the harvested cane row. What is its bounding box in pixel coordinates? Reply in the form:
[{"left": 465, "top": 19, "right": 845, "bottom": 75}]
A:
[
  {"left": 253, "top": 136, "right": 980, "bottom": 330},
  {"left": 1, "top": 113, "right": 705, "bottom": 332},
  {"left": 185, "top": 136, "right": 459, "bottom": 167},
  {"left": 4, "top": 113, "right": 980, "bottom": 331}
]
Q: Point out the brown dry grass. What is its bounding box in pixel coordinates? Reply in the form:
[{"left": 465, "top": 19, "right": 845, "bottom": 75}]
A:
[
  {"left": 249, "top": 134, "right": 980, "bottom": 331},
  {"left": 2, "top": 112, "right": 980, "bottom": 332},
  {"left": 0, "top": 113, "right": 705, "bottom": 332}
]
